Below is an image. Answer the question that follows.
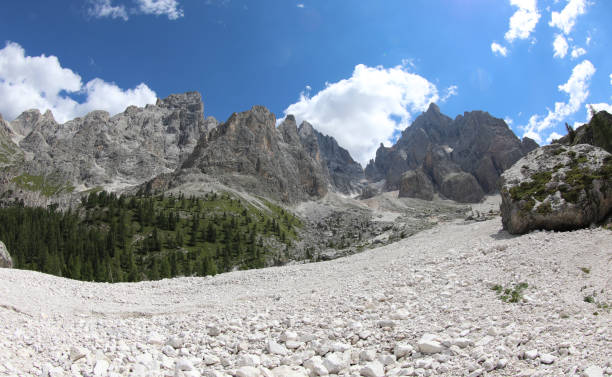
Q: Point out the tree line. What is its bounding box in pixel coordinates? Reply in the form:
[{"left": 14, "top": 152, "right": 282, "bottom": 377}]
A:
[{"left": 0, "top": 190, "right": 301, "bottom": 282}]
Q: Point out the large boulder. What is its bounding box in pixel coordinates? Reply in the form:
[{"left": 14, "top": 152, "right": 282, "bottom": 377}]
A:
[
  {"left": 0, "top": 241, "right": 13, "bottom": 268},
  {"left": 500, "top": 144, "right": 612, "bottom": 234},
  {"left": 398, "top": 169, "right": 434, "bottom": 200},
  {"left": 439, "top": 172, "right": 485, "bottom": 203}
]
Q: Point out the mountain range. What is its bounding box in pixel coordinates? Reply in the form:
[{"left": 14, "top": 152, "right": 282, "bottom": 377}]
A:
[{"left": 0, "top": 92, "right": 538, "bottom": 204}]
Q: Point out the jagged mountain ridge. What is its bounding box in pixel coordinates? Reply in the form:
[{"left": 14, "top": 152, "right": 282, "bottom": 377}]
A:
[
  {"left": 3, "top": 92, "right": 217, "bottom": 192},
  {"left": 365, "top": 103, "right": 539, "bottom": 202},
  {"left": 1, "top": 92, "right": 365, "bottom": 203},
  {"left": 160, "top": 108, "right": 364, "bottom": 202}
]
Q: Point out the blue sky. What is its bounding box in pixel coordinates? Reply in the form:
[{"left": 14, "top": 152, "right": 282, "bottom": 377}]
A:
[{"left": 1, "top": 0, "right": 611, "bottom": 165}]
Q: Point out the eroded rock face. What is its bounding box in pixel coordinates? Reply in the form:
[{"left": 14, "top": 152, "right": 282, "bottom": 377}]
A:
[
  {"left": 180, "top": 108, "right": 330, "bottom": 202},
  {"left": 398, "top": 169, "right": 434, "bottom": 201},
  {"left": 0, "top": 241, "right": 12, "bottom": 268},
  {"left": 9, "top": 92, "right": 215, "bottom": 190},
  {"left": 500, "top": 144, "right": 612, "bottom": 234},
  {"left": 365, "top": 103, "right": 537, "bottom": 202}
]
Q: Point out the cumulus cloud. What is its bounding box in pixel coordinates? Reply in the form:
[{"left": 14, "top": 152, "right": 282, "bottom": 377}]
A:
[
  {"left": 282, "top": 64, "right": 440, "bottom": 166},
  {"left": 491, "top": 42, "right": 508, "bottom": 57},
  {"left": 546, "top": 131, "right": 564, "bottom": 143},
  {"left": 504, "top": 0, "right": 541, "bottom": 43},
  {"left": 88, "top": 0, "right": 128, "bottom": 20},
  {"left": 523, "top": 60, "right": 595, "bottom": 143},
  {"left": 0, "top": 42, "right": 157, "bottom": 124},
  {"left": 553, "top": 34, "right": 569, "bottom": 58},
  {"left": 570, "top": 46, "right": 586, "bottom": 59},
  {"left": 549, "top": 0, "right": 588, "bottom": 35},
  {"left": 297, "top": 3, "right": 304, "bottom": 8},
  {"left": 136, "top": 0, "right": 183, "bottom": 19}
]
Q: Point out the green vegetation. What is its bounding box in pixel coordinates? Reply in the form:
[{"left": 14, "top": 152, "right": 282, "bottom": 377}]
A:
[
  {"left": 508, "top": 149, "right": 612, "bottom": 208},
  {"left": 11, "top": 174, "right": 74, "bottom": 197},
  {"left": 0, "top": 190, "right": 302, "bottom": 282},
  {"left": 492, "top": 282, "right": 529, "bottom": 303},
  {"left": 584, "top": 295, "right": 595, "bottom": 304},
  {"left": 580, "top": 267, "right": 590, "bottom": 274}
]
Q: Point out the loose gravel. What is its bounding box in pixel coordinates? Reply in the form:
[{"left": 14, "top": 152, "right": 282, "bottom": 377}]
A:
[{"left": 0, "top": 217, "right": 611, "bottom": 377}]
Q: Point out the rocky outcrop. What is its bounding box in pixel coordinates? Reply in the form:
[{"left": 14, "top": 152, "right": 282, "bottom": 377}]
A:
[
  {"left": 365, "top": 103, "right": 537, "bottom": 202},
  {"left": 309, "top": 125, "right": 365, "bottom": 195},
  {"left": 8, "top": 92, "right": 215, "bottom": 191},
  {"left": 557, "top": 110, "right": 612, "bottom": 154},
  {"left": 398, "top": 169, "right": 433, "bottom": 201},
  {"left": 0, "top": 241, "right": 12, "bottom": 268},
  {"left": 179, "top": 107, "right": 330, "bottom": 202},
  {"left": 0, "top": 115, "right": 23, "bottom": 169},
  {"left": 500, "top": 144, "right": 612, "bottom": 234}
]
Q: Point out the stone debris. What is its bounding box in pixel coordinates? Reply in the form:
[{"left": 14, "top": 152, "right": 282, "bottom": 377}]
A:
[{"left": 0, "top": 218, "right": 610, "bottom": 376}]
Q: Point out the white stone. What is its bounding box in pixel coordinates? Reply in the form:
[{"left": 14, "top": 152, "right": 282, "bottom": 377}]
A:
[
  {"left": 360, "top": 350, "right": 377, "bottom": 362},
  {"left": 360, "top": 360, "right": 385, "bottom": 377},
  {"left": 280, "top": 331, "right": 298, "bottom": 342},
  {"left": 582, "top": 365, "right": 604, "bottom": 377},
  {"left": 285, "top": 341, "right": 303, "bottom": 350},
  {"left": 167, "top": 336, "right": 184, "bottom": 349},
  {"left": 304, "top": 357, "right": 328, "bottom": 376},
  {"left": 394, "top": 343, "right": 413, "bottom": 358},
  {"left": 452, "top": 338, "right": 471, "bottom": 348},
  {"left": 496, "top": 358, "right": 508, "bottom": 369},
  {"left": 524, "top": 349, "right": 538, "bottom": 360},
  {"left": 236, "top": 366, "right": 261, "bottom": 377},
  {"left": 70, "top": 346, "right": 88, "bottom": 362},
  {"left": 203, "top": 354, "right": 221, "bottom": 365},
  {"left": 162, "top": 345, "right": 178, "bottom": 357},
  {"left": 270, "top": 365, "right": 308, "bottom": 377},
  {"left": 468, "top": 368, "right": 483, "bottom": 377},
  {"left": 267, "top": 340, "right": 289, "bottom": 356},
  {"left": 176, "top": 359, "right": 195, "bottom": 371},
  {"left": 417, "top": 334, "right": 444, "bottom": 354},
  {"left": 540, "top": 353, "right": 555, "bottom": 364},
  {"left": 93, "top": 359, "right": 109, "bottom": 377},
  {"left": 323, "top": 353, "right": 347, "bottom": 374},
  {"left": 237, "top": 354, "right": 261, "bottom": 367},
  {"left": 377, "top": 354, "right": 395, "bottom": 366},
  {"left": 415, "top": 358, "right": 433, "bottom": 369},
  {"left": 147, "top": 332, "right": 165, "bottom": 345}
]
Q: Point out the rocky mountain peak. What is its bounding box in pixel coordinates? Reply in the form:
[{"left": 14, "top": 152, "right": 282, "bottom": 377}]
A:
[
  {"left": 156, "top": 91, "right": 204, "bottom": 113},
  {"left": 367, "top": 105, "right": 538, "bottom": 202}
]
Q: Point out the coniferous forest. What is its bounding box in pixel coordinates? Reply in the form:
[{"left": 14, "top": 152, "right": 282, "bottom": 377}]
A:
[{"left": 0, "top": 190, "right": 301, "bottom": 282}]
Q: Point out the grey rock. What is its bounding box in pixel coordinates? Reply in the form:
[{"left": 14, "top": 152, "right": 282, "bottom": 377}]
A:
[
  {"left": 365, "top": 103, "right": 536, "bottom": 201},
  {"left": 0, "top": 241, "right": 12, "bottom": 268},
  {"left": 500, "top": 144, "right": 612, "bottom": 234},
  {"left": 398, "top": 169, "right": 434, "bottom": 201},
  {"left": 7, "top": 92, "right": 214, "bottom": 193}
]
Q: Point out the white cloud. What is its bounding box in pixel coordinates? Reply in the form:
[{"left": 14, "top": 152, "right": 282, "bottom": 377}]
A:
[
  {"left": 136, "top": 0, "right": 183, "bottom": 20},
  {"left": 523, "top": 60, "right": 595, "bottom": 143},
  {"left": 88, "top": 0, "right": 128, "bottom": 21},
  {"left": 553, "top": 34, "right": 569, "bottom": 58},
  {"left": 586, "top": 103, "right": 612, "bottom": 120},
  {"left": 570, "top": 46, "right": 586, "bottom": 59},
  {"left": 0, "top": 42, "right": 156, "bottom": 124},
  {"left": 549, "top": 0, "right": 588, "bottom": 35},
  {"left": 297, "top": 3, "right": 304, "bottom": 8},
  {"left": 546, "top": 131, "right": 564, "bottom": 143},
  {"left": 504, "top": 117, "right": 514, "bottom": 126},
  {"left": 87, "top": 0, "right": 183, "bottom": 20},
  {"left": 491, "top": 42, "right": 508, "bottom": 57},
  {"left": 610, "top": 73, "right": 612, "bottom": 86},
  {"left": 282, "top": 64, "right": 440, "bottom": 166},
  {"left": 504, "top": 0, "right": 541, "bottom": 43},
  {"left": 441, "top": 85, "right": 458, "bottom": 102}
]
